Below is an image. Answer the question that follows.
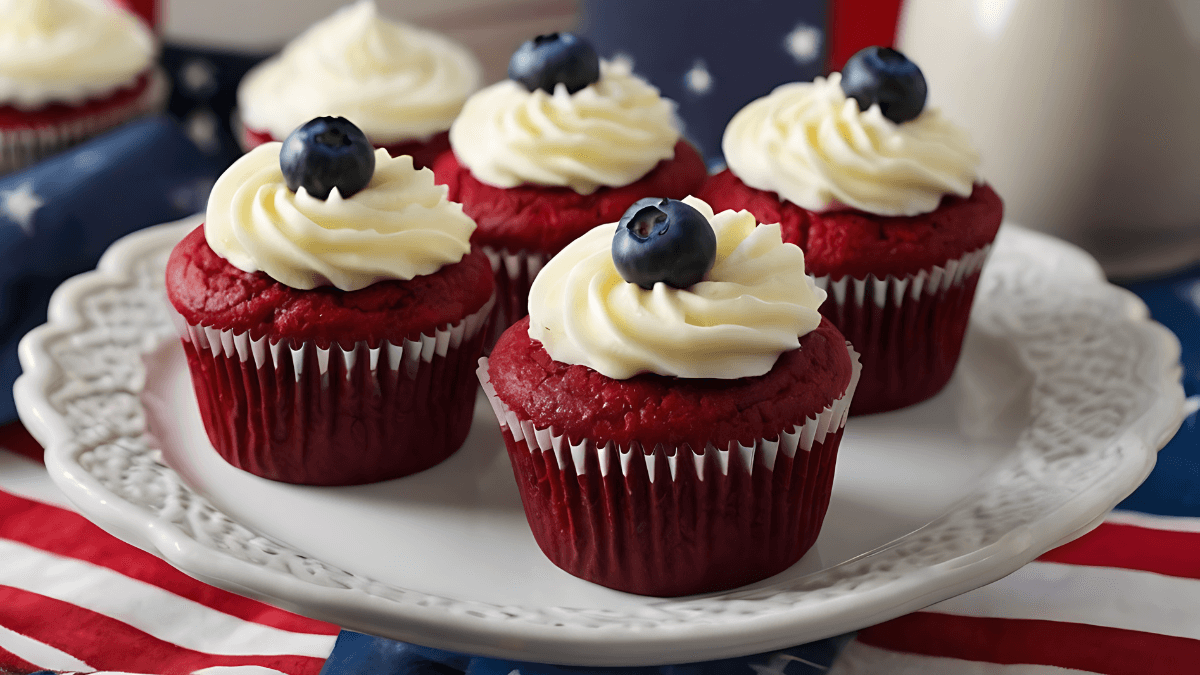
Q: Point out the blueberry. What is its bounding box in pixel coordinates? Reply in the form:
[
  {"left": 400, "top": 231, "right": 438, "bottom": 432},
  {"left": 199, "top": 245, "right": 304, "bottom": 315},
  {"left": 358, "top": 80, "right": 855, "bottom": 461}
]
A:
[
  {"left": 508, "top": 32, "right": 600, "bottom": 95},
  {"left": 279, "top": 117, "right": 375, "bottom": 200},
  {"left": 612, "top": 198, "right": 717, "bottom": 290},
  {"left": 840, "top": 46, "right": 927, "bottom": 124}
]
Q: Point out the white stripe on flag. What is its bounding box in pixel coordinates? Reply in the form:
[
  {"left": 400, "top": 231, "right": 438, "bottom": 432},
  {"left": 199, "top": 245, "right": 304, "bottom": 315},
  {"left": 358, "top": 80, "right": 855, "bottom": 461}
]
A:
[
  {"left": 0, "top": 538, "right": 336, "bottom": 658},
  {"left": 0, "top": 448, "right": 75, "bottom": 510},
  {"left": 927, "top": 561, "right": 1200, "bottom": 640},
  {"left": 1105, "top": 510, "right": 1200, "bottom": 533},
  {"left": 828, "top": 641, "right": 1098, "bottom": 675},
  {"left": 0, "top": 623, "right": 93, "bottom": 672}
]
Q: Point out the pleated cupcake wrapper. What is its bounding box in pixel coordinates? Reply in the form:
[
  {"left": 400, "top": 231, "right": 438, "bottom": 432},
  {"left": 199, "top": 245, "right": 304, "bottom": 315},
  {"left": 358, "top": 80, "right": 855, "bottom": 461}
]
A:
[
  {"left": 478, "top": 344, "right": 861, "bottom": 481},
  {"left": 171, "top": 292, "right": 494, "bottom": 485},
  {"left": 480, "top": 245, "right": 549, "bottom": 349},
  {"left": 814, "top": 245, "right": 991, "bottom": 310},
  {"left": 814, "top": 245, "right": 992, "bottom": 415},
  {"left": 172, "top": 292, "right": 493, "bottom": 384},
  {"left": 478, "top": 343, "right": 861, "bottom": 596},
  {"left": 0, "top": 68, "right": 170, "bottom": 175}
]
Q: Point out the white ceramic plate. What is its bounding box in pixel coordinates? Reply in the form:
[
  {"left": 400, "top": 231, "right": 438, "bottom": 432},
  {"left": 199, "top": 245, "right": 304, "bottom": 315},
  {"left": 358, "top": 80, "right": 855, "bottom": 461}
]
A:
[{"left": 15, "top": 217, "right": 1185, "bottom": 667}]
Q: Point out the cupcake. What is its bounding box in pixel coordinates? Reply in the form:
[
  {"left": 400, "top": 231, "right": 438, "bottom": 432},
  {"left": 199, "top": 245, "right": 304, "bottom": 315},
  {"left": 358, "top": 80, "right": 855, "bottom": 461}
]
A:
[
  {"left": 237, "top": 0, "right": 480, "bottom": 170},
  {"left": 433, "top": 33, "right": 708, "bottom": 347},
  {"left": 701, "top": 47, "right": 1003, "bottom": 415},
  {"left": 480, "top": 196, "right": 860, "bottom": 596},
  {"left": 166, "top": 117, "right": 494, "bottom": 486},
  {"left": 0, "top": 0, "right": 167, "bottom": 174}
]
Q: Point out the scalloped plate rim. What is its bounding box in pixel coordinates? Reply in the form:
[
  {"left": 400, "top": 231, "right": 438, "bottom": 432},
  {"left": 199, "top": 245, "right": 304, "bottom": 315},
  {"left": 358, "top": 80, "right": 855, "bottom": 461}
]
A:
[{"left": 13, "top": 218, "right": 1186, "bottom": 666}]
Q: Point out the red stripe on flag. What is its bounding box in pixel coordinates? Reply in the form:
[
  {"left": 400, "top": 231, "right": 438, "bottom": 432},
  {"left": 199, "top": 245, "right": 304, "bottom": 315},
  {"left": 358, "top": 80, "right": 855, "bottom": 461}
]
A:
[
  {"left": 0, "top": 644, "right": 41, "bottom": 672},
  {"left": 0, "top": 489, "right": 339, "bottom": 637},
  {"left": 1039, "top": 522, "right": 1200, "bottom": 579},
  {"left": 0, "top": 423, "right": 43, "bottom": 464},
  {"left": 858, "top": 612, "right": 1200, "bottom": 675},
  {"left": 0, "top": 585, "right": 327, "bottom": 675},
  {"left": 827, "top": 0, "right": 906, "bottom": 71}
]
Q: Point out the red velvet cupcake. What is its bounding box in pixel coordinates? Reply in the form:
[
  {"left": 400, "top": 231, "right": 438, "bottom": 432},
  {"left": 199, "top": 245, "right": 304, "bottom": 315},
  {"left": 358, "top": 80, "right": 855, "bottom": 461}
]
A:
[
  {"left": 166, "top": 121, "right": 494, "bottom": 485},
  {"left": 0, "top": 0, "right": 167, "bottom": 174},
  {"left": 236, "top": 0, "right": 479, "bottom": 169},
  {"left": 481, "top": 197, "right": 859, "bottom": 596},
  {"left": 434, "top": 35, "right": 707, "bottom": 346},
  {"left": 702, "top": 47, "right": 1003, "bottom": 415}
]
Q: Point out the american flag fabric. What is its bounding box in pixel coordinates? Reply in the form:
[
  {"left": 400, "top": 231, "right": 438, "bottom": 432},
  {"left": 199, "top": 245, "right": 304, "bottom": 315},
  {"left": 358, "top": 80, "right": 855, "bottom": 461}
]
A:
[{"left": 0, "top": 424, "right": 341, "bottom": 675}]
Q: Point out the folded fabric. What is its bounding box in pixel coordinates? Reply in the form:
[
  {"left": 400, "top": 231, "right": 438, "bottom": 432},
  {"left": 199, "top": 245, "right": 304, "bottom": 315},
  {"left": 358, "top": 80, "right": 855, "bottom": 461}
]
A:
[{"left": 0, "top": 116, "right": 221, "bottom": 423}]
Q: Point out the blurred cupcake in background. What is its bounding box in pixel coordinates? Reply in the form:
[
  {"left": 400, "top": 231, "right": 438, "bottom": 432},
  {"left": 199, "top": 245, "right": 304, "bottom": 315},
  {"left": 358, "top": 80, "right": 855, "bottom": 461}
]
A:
[
  {"left": 433, "top": 32, "right": 707, "bottom": 346},
  {"left": 236, "top": 0, "right": 481, "bottom": 169},
  {"left": 0, "top": 0, "right": 167, "bottom": 174}
]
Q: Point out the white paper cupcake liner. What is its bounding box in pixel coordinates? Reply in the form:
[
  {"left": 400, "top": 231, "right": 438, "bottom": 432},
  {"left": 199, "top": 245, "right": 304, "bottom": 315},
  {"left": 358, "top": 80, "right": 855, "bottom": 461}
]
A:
[
  {"left": 172, "top": 292, "right": 494, "bottom": 382},
  {"left": 814, "top": 245, "right": 991, "bottom": 309},
  {"left": 480, "top": 245, "right": 549, "bottom": 349},
  {"left": 477, "top": 343, "right": 861, "bottom": 483},
  {"left": 171, "top": 292, "right": 495, "bottom": 485},
  {"left": 813, "top": 245, "right": 992, "bottom": 415},
  {"left": 0, "top": 67, "right": 170, "bottom": 175}
]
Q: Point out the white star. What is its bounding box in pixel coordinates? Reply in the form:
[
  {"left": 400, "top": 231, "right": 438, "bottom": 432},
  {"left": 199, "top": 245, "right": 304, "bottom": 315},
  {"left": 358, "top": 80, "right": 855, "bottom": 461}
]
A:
[
  {"left": 784, "top": 23, "right": 823, "bottom": 64},
  {"left": 186, "top": 108, "right": 220, "bottom": 154},
  {"left": 181, "top": 57, "right": 218, "bottom": 98},
  {"left": 1, "top": 181, "right": 44, "bottom": 236},
  {"left": 684, "top": 59, "right": 713, "bottom": 95}
]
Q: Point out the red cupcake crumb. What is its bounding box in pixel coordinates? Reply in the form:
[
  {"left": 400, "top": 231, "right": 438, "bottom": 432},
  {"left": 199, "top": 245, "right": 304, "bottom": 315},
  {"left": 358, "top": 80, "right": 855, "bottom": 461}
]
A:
[
  {"left": 166, "top": 225, "right": 494, "bottom": 348},
  {"left": 433, "top": 140, "right": 708, "bottom": 255},
  {"left": 489, "top": 316, "right": 852, "bottom": 450},
  {"left": 700, "top": 169, "right": 1003, "bottom": 279}
]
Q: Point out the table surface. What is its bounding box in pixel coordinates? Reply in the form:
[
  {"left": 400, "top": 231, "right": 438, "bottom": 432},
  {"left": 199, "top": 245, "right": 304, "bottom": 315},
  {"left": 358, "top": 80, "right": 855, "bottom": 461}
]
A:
[{"left": 0, "top": 260, "right": 1197, "bottom": 675}]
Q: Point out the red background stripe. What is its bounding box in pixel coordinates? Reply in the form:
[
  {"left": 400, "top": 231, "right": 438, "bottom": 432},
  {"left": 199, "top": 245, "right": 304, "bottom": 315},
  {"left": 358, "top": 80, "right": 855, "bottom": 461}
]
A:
[
  {"left": 1038, "top": 522, "right": 1200, "bottom": 580},
  {"left": 0, "top": 489, "right": 339, "bottom": 637},
  {"left": 858, "top": 612, "right": 1200, "bottom": 675},
  {"left": 0, "top": 585, "right": 328, "bottom": 675},
  {"left": 827, "top": 0, "right": 906, "bottom": 71}
]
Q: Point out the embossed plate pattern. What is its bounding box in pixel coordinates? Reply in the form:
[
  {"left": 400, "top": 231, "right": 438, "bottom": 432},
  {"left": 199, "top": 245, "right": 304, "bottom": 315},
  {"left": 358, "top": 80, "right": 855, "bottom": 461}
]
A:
[{"left": 15, "top": 217, "right": 1185, "bottom": 666}]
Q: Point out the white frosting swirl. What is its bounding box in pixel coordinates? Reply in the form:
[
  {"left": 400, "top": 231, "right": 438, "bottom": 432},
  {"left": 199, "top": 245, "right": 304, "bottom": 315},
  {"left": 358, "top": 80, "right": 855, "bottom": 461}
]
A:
[
  {"left": 238, "top": 0, "right": 481, "bottom": 146},
  {"left": 205, "top": 143, "right": 475, "bottom": 291},
  {"left": 527, "top": 196, "right": 825, "bottom": 380},
  {"left": 723, "top": 73, "right": 980, "bottom": 217},
  {"left": 0, "top": 0, "right": 154, "bottom": 109},
  {"left": 449, "top": 58, "right": 680, "bottom": 195}
]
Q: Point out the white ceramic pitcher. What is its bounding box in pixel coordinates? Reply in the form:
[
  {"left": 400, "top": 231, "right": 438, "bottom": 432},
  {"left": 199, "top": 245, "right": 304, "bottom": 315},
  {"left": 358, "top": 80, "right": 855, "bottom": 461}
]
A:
[{"left": 898, "top": 0, "right": 1200, "bottom": 277}]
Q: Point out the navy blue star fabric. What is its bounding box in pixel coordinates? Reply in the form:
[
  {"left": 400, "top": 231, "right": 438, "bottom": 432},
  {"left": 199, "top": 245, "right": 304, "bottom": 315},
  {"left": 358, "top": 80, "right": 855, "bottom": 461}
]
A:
[
  {"left": 0, "top": 117, "right": 221, "bottom": 423},
  {"left": 579, "top": 1, "right": 829, "bottom": 167},
  {"left": 159, "top": 44, "right": 271, "bottom": 169}
]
